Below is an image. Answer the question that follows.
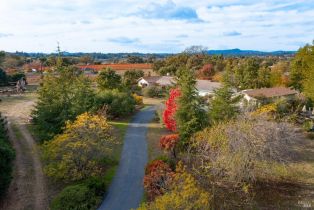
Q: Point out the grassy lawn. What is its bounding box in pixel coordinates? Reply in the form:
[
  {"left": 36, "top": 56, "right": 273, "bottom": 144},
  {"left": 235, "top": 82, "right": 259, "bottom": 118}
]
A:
[
  {"left": 143, "top": 97, "right": 165, "bottom": 106},
  {"left": 0, "top": 92, "right": 37, "bottom": 106},
  {"left": 146, "top": 118, "right": 171, "bottom": 161},
  {"left": 143, "top": 97, "right": 171, "bottom": 161},
  {"left": 109, "top": 116, "right": 132, "bottom": 160}
]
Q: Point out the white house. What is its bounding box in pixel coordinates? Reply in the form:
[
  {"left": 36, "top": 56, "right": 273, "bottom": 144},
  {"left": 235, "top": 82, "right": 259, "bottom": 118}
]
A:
[{"left": 137, "top": 76, "right": 161, "bottom": 87}]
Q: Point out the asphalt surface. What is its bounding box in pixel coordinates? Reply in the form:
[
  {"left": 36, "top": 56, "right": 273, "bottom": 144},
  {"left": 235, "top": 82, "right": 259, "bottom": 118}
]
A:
[{"left": 98, "top": 106, "right": 156, "bottom": 210}]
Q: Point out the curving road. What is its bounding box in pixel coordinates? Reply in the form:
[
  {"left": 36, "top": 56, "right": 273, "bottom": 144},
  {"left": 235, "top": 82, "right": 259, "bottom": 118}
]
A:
[{"left": 98, "top": 106, "right": 155, "bottom": 210}]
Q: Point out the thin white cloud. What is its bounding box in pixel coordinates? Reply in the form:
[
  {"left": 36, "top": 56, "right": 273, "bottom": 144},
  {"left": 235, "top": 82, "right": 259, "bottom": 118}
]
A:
[{"left": 0, "top": 0, "right": 313, "bottom": 52}]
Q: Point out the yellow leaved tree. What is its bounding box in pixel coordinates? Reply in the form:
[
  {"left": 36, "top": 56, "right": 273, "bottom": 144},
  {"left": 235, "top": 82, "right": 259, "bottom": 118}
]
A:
[{"left": 43, "top": 113, "right": 116, "bottom": 182}]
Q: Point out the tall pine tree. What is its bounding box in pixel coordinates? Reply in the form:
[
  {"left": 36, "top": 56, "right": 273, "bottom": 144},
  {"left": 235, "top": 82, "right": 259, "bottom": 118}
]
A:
[{"left": 175, "top": 67, "right": 208, "bottom": 146}]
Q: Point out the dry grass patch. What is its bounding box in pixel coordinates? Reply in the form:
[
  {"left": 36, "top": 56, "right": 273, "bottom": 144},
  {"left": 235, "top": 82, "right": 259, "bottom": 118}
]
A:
[
  {"left": 143, "top": 97, "right": 165, "bottom": 106},
  {"left": 146, "top": 119, "right": 171, "bottom": 161}
]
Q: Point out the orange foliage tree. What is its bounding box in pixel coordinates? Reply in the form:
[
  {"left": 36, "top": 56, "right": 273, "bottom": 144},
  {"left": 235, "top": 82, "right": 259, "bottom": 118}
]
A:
[
  {"left": 197, "top": 63, "right": 215, "bottom": 80},
  {"left": 160, "top": 134, "right": 179, "bottom": 158}
]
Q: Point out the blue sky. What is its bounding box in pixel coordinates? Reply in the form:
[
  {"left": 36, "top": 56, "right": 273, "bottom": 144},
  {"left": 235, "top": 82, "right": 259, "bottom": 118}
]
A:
[{"left": 0, "top": 0, "right": 313, "bottom": 53}]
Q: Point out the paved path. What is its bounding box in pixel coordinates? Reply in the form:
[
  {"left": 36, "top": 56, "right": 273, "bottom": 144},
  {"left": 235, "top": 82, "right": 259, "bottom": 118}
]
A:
[{"left": 98, "top": 106, "right": 156, "bottom": 210}]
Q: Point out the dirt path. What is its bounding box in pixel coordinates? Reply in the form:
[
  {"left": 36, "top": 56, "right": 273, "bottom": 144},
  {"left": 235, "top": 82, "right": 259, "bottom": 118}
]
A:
[{"left": 0, "top": 95, "right": 48, "bottom": 210}]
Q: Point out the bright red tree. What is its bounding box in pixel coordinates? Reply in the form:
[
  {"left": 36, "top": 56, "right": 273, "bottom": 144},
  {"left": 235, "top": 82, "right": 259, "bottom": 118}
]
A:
[
  {"left": 144, "top": 160, "right": 174, "bottom": 200},
  {"left": 163, "top": 88, "right": 181, "bottom": 132},
  {"left": 160, "top": 134, "right": 179, "bottom": 158}
]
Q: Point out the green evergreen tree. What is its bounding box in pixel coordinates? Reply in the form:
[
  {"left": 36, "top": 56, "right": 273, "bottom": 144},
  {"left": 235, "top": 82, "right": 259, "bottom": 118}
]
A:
[
  {"left": 175, "top": 67, "right": 208, "bottom": 146},
  {"left": 222, "top": 63, "right": 236, "bottom": 88},
  {"left": 235, "top": 58, "right": 260, "bottom": 89},
  {"left": 0, "top": 51, "right": 5, "bottom": 65},
  {"left": 257, "top": 66, "right": 271, "bottom": 88},
  {"left": 209, "top": 85, "right": 242, "bottom": 124},
  {"left": 32, "top": 66, "right": 95, "bottom": 141}
]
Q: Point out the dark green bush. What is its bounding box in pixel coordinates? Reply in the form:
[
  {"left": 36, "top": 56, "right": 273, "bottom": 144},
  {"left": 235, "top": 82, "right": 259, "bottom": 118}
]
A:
[
  {"left": 93, "top": 89, "right": 136, "bottom": 119},
  {"left": 51, "top": 184, "right": 101, "bottom": 210},
  {"left": 84, "top": 176, "right": 109, "bottom": 196},
  {"left": 0, "top": 118, "right": 15, "bottom": 198},
  {"left": 8, "top": 72, "right": 26, "bottom": 83},
  {"left": 142, "top": 86, "right": 163, "bottom": 98},
  {"left": 0, "top": 68, "right": 8, "bottom": 86},
  {"left": 51, "top": 175, "right": 111, "bottom": 210}
]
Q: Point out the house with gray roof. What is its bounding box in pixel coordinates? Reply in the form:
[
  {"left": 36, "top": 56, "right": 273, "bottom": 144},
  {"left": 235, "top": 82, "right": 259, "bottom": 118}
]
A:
[{"left": 138, "top": 76, "right": 222, "bottom": 96}]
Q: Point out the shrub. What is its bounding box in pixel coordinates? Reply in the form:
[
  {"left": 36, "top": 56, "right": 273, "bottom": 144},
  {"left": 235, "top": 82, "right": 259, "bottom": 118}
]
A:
[
  {"left": 51, "top": 184, "right": 101, "bottom": 210},
  {"left": 142, "top": 86, "right": 163, "bottom": 98},
  {"left": 152, "top": 156, "right": 176, "bottom": 171},
  {"left": 84, "top": 176, "right": 109, "bottom": 196},
  {"left": 191, "top": 116, "right": 297, "bottom": 186},
  {"left": 253, "top": 98, "right": 305, "bottom": 121},
  {"left": 197, "top": 63, "right": 214, "bottom": 80},
  {"left": 43, "top": 113, "right": 116, "bottom": 182},
  {"left": 132, "top": 93, "right": 143, "bottom": 105},
  {"left": 159, "top": 134, "right": 179, "bottom": 158},
  {"left": 0, "top": 68, "right": 8, "bottom": 86},
  {"left": 139, "top": 163, "right": 211, "bottom": 210},
  {"left": 144, "top": 160, "right": 174, "bottom": 201},
  {"left": 8, "top": 72, "right": 26, "bottom": 83},
  {"left": 0, "top": 117, "right": 15, "bottom": 198},
  {"left": 94, "top": 89, "right": 136, "bottom": 119}
]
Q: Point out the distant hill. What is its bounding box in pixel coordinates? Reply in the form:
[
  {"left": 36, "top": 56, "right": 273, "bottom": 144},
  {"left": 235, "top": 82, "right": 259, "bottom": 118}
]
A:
[
  {"left": 6, "top": 49, "right": 296, "bottom": 58},
  {"left": 207, "top": 49, "right": 296, "bottom": 56}
]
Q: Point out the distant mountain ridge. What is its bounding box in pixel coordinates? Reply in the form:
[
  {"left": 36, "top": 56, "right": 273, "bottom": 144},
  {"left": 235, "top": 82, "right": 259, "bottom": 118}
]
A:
[
  {"left": 6, "top": 49, "right": 296, "bottom": 58},
  {"left": 207, "top": 49, "right": 296, "bottom": 56}
]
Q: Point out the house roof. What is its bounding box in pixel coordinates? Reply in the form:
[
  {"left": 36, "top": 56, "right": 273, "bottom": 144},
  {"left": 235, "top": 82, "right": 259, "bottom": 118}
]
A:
[
  {"left": 139, "top": 76, "right": 176, "bottom": 86},
  {"left": 156, "top": 76, "right": 176, "bottom": 86},
  {"left": 196, "top": 80, "right": 221, "bottom": 92},
  {"left": 141, "top": 76, "right": 162, "bottom": 83},
  {"left": 243, "top": 87, "right": 298, "bottom": 99},
  {"left": 138, "top": 76, "right": 222, "bottom": 92}
]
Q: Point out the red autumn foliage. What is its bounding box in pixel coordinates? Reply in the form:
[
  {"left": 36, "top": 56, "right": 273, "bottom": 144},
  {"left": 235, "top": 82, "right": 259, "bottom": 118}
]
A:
[
  {"left": 144, "top": 160, "right": 174, "bottom": 201},
  {"left": 163, "top": 88, "right": 181, "bottom": 132},
  {"left": 160, "top": 134, "right": 180, "bottom": 158},
  {"left": 198, "top": 63, "right": 215, "bottom": 80},
  {"left": 160, "top": 134, "right": 179, "bottom": 151}
]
